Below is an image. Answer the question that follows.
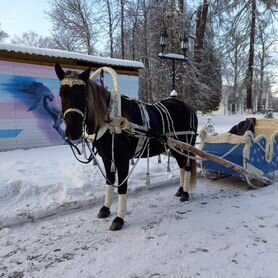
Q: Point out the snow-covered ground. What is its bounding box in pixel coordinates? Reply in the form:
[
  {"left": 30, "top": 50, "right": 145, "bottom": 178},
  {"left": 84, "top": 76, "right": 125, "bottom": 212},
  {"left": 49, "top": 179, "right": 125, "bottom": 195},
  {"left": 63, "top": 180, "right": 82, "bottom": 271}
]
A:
[{"left": 0, "top": 114, "right": 277, "bottom": 278}]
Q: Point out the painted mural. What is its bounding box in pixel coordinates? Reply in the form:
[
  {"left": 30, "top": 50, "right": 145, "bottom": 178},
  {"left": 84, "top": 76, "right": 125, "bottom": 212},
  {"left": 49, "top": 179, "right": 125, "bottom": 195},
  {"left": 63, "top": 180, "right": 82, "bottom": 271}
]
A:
[{"left": 0, "top": 61, "right": 139, "bottom": 151}]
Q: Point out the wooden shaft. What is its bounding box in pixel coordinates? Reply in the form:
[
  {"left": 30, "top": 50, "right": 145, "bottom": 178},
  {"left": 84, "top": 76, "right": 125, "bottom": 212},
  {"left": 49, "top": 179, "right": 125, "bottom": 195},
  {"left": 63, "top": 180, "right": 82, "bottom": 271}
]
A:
[{"left": 167, "top": 138, "right": 271, "bottom": 186}]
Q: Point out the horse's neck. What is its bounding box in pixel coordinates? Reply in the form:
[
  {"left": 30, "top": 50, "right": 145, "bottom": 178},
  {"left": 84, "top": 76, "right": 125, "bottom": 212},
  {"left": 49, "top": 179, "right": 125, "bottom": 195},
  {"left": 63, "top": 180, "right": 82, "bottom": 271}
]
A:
[{"left": 87, "top": 82, "right": 110, "bottom": 133}]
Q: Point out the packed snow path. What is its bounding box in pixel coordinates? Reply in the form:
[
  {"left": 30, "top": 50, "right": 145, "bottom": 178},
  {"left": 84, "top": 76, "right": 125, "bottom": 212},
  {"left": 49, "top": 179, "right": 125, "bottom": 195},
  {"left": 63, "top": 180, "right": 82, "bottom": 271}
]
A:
[{"left": 1, "top": 177, "right": 277, "bottom": 278}]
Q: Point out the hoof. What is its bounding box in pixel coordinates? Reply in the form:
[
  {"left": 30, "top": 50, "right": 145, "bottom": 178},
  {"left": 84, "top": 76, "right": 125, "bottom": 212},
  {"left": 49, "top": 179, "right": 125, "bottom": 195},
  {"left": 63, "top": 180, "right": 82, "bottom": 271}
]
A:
[
  {"left": 109, "top": 217, "right": 124, "bottom": 231},
  {"left": 97, "top": 206, "right": 111, "bottom": 218},
  {"left": 175, "top": 187, "right": 183, "bottom": 197},
  {"left": 180, "top": 191, "right": 189, "bottom": 202}
]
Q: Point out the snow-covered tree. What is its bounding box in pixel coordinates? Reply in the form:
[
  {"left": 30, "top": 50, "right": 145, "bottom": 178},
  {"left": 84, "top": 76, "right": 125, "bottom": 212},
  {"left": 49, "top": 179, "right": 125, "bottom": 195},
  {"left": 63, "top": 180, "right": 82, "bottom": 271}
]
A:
[{"left": 47, "top": 0, "right": 97, "bottom": 54}]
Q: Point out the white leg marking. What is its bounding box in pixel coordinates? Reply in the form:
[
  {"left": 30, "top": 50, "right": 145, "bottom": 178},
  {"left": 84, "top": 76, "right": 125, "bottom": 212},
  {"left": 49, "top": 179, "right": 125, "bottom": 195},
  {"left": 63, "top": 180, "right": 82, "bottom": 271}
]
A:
[
  {"left": 104, "top": 184, "right": 114, "bottom": 208},
  {"left": 183, "top": 170, "right": 191, "bottom": 193},
  {"left": 180, "top": 168, "right": 185, "bottom": 188},
  {"left": 117, "top": 194, "right": 127, "bottom": 219}
]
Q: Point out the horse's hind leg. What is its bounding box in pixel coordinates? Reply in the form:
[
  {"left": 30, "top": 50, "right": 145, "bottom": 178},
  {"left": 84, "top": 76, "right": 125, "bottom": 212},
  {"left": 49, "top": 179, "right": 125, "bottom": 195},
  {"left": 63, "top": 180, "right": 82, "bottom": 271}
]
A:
[
  {"left": 172, "top": 151, "right": 196, "bottom": 202},
  {"left": 97, "top": 159, "right": 116, "bottom": 218},
  {"left": 180, "top": 169, "right": 191, "bottom": 202},
  {"left": 175, "top": 168, "right": 185, "bottom": 197},
  {"left": 177, "top": 164, "right": 190, "bottom": 202},
  {"left": 180, "top": 158, "right": 197, "bottom": 202}
]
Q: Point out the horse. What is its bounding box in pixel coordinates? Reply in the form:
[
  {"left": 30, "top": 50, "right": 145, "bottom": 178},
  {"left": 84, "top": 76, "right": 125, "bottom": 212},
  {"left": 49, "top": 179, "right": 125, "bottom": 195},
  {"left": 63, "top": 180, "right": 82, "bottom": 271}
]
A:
[{"left": 55, "top": 63, "right": 198, "bottom": 231}]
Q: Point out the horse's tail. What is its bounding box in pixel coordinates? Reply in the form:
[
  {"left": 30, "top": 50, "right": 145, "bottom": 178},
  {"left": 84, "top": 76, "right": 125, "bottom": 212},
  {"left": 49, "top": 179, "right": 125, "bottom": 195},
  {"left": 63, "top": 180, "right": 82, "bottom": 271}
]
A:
[{"left": 190, "top": 158, "right": 197, "bottom": 189}]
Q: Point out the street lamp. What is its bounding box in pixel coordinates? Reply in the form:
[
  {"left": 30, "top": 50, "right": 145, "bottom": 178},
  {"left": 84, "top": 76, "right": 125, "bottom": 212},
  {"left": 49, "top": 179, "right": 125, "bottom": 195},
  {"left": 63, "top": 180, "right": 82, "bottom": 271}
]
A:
[
  {"left": 180, "top": 33, "right": 189, "bottom": 57},
  {"left": 159, "top": 29, "right": 189, "bottom": 97},
  {"left": 160, "top": 29, "right": 169, "bottom": 54}
]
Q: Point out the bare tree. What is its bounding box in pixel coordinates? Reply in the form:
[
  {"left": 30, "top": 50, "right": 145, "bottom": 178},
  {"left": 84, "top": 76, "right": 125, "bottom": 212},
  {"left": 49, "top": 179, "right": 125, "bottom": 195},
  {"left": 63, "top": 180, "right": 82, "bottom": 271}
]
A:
[
  {"left": 194, "top": 0, "right": 209, "bottom": 61},
  {"left": 125, "top": 0, "right": 140, "bottom": 60},
  {"left": 47, "top": 0, "right": 96, "bottom": 54},
  {"left": 255, "top": 18, "right": 277, "bottom": 111},
  {"left": 0, "top": 24, "right": 8, "bottom": 42},
  {"left": 107, "top": 0, "right": 115, "bottom": 57},
  {"left": 11, "top": 31, "right": 53, "bottom": 48},
  {"left": 213, "top": 0, "right": 278, "bottom": 113},
  {"left": 245, "top": 0, "right": 257, "bottom": 112}
]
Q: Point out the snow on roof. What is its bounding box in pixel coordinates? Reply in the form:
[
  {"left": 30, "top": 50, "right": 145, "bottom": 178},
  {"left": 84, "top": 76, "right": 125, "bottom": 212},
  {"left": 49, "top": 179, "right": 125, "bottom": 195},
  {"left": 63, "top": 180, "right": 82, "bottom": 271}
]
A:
[{"left": 0, "top": 43, "right": 144, "bottom": 69}]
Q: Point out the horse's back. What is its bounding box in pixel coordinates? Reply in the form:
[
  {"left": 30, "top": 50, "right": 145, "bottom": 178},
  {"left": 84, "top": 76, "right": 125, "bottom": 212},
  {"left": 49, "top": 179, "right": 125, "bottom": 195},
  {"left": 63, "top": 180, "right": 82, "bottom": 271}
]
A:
[{"left": 159, "top": 98, "right": 198, "bottom": 132}]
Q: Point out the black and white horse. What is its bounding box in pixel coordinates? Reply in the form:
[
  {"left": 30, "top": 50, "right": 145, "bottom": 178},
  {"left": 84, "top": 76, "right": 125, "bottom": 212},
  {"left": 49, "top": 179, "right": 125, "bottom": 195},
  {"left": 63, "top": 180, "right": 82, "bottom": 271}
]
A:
[{"left": 55, "top": 64, "right": 198, "bottom": 231}]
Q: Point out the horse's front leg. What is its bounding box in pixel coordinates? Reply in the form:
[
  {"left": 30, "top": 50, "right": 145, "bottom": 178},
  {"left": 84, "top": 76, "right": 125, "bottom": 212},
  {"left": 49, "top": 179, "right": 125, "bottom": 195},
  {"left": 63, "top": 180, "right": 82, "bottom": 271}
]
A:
[
  {"left": 109, "top": 158, "right": 129, "bottom": 231},
  {"left": 97, "top": 159, "right": 116, "bottom": 218}
]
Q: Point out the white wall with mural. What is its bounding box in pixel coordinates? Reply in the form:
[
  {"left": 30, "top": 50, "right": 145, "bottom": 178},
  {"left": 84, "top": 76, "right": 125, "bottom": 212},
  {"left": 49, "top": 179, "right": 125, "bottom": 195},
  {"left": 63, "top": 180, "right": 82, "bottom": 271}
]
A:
[{"left": 0, "top": 61, "right": 139, "bottom": 151}]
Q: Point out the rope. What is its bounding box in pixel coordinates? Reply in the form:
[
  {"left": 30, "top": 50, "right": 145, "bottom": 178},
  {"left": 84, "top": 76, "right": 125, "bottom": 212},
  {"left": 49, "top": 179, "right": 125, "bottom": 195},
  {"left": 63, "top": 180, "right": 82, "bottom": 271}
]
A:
[
  {"left": 220, "top": 143, "right": 241, "bottom": 159},
  {"left": 82, "top": 136, "right": 150, "bottom": 188},
  {"left": 156, "top": 102, "right": 177, "bottom": 139}
]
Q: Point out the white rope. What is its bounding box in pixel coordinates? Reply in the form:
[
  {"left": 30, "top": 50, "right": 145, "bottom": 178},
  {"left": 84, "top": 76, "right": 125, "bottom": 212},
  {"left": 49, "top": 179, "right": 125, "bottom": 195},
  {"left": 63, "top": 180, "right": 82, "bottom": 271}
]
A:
[
  {"left": 156, "top": 103, "right": 173, "bottom": 136},
  {"left": 111, "top": 132, "right": 116, "bottom": 172},
  {"left": 84, "top": 137, "right": 149, "bottom": 188},
  {"left": 220, "top": 143, "right": 241, "bottom": 159},
  {"left": 156, "top": 102, "right": 177, "bottom": 138}
]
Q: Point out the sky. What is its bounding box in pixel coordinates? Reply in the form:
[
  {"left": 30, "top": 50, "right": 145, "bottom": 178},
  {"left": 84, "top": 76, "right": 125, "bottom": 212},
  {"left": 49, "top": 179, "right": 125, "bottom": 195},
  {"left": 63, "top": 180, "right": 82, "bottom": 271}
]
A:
[{"left": 0, "top": 0, "right": 52, "bottom": 39}]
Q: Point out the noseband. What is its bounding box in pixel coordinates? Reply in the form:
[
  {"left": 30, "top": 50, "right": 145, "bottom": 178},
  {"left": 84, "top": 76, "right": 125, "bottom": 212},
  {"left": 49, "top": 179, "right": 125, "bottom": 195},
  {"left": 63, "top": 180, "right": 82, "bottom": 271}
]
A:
[{"left": 63, "top": 108, "right": 85, "bottom": 119}]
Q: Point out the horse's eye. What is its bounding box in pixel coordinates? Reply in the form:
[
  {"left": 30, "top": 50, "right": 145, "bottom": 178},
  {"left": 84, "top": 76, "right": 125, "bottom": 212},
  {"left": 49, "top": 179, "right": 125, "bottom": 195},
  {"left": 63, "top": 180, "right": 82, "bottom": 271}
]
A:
[{"left": 59, "top": 89, "right": 66, "bottom": 98}]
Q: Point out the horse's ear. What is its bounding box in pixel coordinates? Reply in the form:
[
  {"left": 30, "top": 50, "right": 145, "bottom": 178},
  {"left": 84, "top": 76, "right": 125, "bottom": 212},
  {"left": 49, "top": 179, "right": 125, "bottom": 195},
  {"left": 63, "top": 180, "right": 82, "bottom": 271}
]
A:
[
  {"left": 79, "top": 67, "right": 91, "bottom": 82},
  {"left": 55, "top": 63, "right": 65, "bottom": 80}
]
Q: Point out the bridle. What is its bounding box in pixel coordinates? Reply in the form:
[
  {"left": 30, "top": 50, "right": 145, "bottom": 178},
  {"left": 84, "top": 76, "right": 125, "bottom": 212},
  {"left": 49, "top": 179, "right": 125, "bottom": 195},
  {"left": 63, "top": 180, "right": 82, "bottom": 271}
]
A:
[
  {"left": 59, "top": 77, "right": 92, "bottom": 160},
  {"left": 60, "top": 77, "right": 87, "bottom": 123}
]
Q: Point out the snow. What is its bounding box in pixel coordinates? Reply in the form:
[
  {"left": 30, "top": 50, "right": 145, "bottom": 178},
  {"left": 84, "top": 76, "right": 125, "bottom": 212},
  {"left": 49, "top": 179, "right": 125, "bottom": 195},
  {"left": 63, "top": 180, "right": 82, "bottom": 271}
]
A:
[
  {"left": 0, "top": 43, "right": 144, "bottom": 69},
  {"left": 159, "top": 52, "right": 188, "bottom": 61},
  {"left": 0, "top": 114, "right": 277, "bottom": 278}
]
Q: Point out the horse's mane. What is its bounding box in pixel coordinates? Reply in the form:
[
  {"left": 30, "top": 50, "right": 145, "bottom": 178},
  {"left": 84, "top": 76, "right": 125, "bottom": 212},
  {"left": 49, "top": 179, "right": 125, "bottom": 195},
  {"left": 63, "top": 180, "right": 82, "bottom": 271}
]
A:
[{"left": 87, "top": 81, "right": 110, "bottom": 133}]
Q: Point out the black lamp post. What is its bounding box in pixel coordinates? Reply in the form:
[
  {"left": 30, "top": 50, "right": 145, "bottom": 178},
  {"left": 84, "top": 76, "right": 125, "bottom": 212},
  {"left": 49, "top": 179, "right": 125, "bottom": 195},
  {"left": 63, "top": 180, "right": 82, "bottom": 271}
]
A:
[{"left": 159, "top": 29, "right": 189, "bottom": 97}]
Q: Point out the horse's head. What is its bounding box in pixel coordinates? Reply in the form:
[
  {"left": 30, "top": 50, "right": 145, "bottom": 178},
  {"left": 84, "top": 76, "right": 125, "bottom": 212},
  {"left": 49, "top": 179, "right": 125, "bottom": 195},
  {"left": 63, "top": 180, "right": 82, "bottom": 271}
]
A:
[{"left": 55, "top": 63, "right": 91, "bottom": 141}]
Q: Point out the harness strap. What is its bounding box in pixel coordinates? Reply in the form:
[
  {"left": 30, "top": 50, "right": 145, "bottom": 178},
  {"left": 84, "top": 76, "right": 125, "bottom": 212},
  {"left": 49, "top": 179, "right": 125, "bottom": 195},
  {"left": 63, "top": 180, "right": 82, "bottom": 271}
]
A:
[{"left": 133, "top": 102, "right": 151, "bottom": 157}]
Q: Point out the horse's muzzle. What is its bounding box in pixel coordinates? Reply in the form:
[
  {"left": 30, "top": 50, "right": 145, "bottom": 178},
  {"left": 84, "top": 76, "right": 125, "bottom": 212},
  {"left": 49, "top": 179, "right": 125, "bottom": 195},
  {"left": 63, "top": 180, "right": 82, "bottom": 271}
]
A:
[{"left": 65, "top": 129, "right": 83, "bottom": 141}]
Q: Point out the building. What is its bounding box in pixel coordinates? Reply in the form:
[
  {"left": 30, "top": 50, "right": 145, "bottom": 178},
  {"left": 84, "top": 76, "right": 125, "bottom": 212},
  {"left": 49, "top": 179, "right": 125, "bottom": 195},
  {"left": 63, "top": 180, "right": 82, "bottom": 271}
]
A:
[{"left": 0, "top": 43, "right": 144, "bottom": 151}]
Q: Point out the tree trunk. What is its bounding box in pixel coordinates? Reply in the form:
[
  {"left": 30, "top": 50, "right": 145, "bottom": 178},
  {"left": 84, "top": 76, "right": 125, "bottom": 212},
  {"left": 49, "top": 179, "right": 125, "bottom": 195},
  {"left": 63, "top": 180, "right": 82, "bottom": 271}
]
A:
[
  {"left": 131, "top": 0, "right": 139, "bottom": 60},
  {"left": 106, "top": 0, "right": 114, "bottom": 58},
  {"left": 246, "top": 0, "right": 256, "bottom": 111},
  {"left": 142, "top": 0, "right": 151, "bottom": 102},
  {"left": 120, "top": 0, "right": 125, "bottom": 59},
  {"left": 178, "top": 0, "right": 184, "bottom": 13},
  {"left": 194, "top": 0, "right": 209, "bottom": 62},
  {"left": 233, "top": 48, "right": 238, "bottom": 114}
]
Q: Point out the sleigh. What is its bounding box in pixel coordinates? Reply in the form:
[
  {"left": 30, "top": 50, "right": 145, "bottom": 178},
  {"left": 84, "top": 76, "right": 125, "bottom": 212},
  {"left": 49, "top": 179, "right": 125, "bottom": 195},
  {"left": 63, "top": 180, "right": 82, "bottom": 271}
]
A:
[{"left": 199, "top": 119, "right": 278, "bottom": 187}]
